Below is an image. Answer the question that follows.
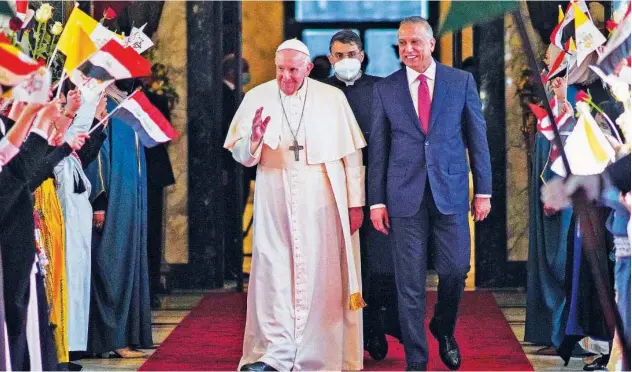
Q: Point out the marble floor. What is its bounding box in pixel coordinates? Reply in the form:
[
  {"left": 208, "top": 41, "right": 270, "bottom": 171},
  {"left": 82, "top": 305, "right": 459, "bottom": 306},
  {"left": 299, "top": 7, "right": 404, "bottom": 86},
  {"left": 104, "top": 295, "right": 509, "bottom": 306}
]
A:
[{"left": 76, "top": 289, "right": 590, "bottom": 371}]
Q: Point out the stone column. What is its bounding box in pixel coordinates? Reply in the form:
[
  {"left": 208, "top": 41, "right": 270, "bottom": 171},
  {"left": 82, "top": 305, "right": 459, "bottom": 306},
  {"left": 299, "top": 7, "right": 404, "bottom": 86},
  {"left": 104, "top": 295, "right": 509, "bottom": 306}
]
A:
[
  {"left": 474, "top": 18, "right": 510, "bottom": 287},
  {"left": 151, "top": 1, "right": 189, "bottom": 266},
  {"left": 183, "top": 1, "right": 226, "bottom": 288}
]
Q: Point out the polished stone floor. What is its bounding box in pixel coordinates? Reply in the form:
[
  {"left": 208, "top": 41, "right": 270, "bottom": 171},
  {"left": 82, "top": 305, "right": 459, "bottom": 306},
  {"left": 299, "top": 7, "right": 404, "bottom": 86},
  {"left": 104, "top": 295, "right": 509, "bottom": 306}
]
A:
[{"left": 76, "top": 289, "right": 589, "bottom": 371}]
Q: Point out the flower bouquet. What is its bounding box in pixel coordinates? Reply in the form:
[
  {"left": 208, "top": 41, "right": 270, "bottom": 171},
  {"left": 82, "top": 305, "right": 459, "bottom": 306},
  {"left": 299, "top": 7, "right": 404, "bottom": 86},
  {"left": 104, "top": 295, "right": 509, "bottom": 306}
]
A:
[{"left": 6, "top": 3, "right": 64, "bottom": 78}]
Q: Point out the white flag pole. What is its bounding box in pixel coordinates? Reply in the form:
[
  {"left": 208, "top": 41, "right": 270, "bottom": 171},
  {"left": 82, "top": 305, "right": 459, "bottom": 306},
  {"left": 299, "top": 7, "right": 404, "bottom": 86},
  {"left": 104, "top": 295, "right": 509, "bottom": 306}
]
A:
[
  {"left": 88, "top": 88, "right": 140, "bottom": 134},
  {"left": 47, "top": 46, "right": 58, "bottom": 69},
  {"left": 55, "top": 70, "right": 66, "bottom": 99}
]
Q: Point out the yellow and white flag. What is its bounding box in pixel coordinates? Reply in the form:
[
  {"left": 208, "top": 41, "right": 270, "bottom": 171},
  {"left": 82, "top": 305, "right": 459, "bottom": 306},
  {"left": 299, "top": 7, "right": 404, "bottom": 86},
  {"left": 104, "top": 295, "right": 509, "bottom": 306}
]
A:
[
  {"left": 574, "top": 3, "right": 607, "bottom": 66},
  {"left": 56, "top": 7, "right": 124, "bottom": 73},
  {"left": 551, "top": 102, "right": 616, "bottom": 176}
]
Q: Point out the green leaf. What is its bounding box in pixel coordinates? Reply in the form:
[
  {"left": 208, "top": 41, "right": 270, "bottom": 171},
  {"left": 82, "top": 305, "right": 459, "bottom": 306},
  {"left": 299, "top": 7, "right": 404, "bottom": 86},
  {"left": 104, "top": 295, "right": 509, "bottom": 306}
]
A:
[{"left": 439, "top": 1, "right": 521, "bottom": 35}]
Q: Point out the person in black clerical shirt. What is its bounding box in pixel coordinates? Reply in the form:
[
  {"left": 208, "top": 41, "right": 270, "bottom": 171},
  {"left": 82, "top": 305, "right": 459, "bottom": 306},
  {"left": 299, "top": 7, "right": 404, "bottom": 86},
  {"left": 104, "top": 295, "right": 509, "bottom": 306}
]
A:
[
  {"left": 221, "top": 54, "right": 253, "bottom": 281},
  {"left": 324, "top": 29, "right": 400, "bottom": 360},
  {"left": 311, "top": 55, "right": 332, "bottom": 82}
]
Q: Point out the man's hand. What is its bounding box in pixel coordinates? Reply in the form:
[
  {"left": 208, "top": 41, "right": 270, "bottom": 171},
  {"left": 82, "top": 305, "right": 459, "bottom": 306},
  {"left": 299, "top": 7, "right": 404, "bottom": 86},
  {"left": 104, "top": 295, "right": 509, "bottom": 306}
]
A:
[
  {"left": 39, "top": 99, "right": 62, "bottom": 122},
  {"left": 66, "top": 132, "right": 90, "bottom": 151},
  {"left": 33, "top": 99, "right": 62, "bottom": 136},
  {"left": 472, "top": 197, "right": 491, "bottom": 221},
  {"left": 93, "top": 211, "right": 105, "bottom": 231},
  {"left": 559, "top": 101, "right": 573, "bottom": 117},
  {"left": 8, "top": 101, "right": 28, "bottom": 121},
  {"left": 541, "top": 175, "right": 602, "bottom": 212},
  {"left": 95, "top": 94, "right": 108, "bottom": 121},
  {"left": 543, "top": 203, "right": 558, "bottom": 217},
  {"left": 370, "top": 207, "right": 390, "bottom": 235},
  {"left": 551, "top": 77, "right": 567, "bottom": 101},
  {"left": 349, "top": 207, "right": 363, "bottom": 235},
  {"left": 250, "top": 107, "right": 270, "bottom": 143}
]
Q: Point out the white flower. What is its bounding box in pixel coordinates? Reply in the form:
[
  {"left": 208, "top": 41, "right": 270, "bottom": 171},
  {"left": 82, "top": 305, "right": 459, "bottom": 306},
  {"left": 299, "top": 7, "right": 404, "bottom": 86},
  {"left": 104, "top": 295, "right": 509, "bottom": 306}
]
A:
[
  {"left": 50, "top": 21, "right": 63, "bottom": 36},
  {"left": 35, "top": 3, "right": 54, "bottom": 23}
]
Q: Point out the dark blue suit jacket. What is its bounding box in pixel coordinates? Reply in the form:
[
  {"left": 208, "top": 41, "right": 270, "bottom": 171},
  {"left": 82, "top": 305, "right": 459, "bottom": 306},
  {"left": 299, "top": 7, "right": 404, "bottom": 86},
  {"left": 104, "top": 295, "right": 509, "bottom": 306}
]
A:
[{"left": 368, "top": 62, "right": 492, "bottom": 217}]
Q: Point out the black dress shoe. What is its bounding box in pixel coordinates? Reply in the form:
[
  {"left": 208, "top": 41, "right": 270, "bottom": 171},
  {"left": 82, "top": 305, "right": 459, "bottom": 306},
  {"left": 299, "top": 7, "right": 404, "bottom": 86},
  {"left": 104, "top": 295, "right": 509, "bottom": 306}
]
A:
[
  {"left": 366, "top": 332, "right": 388, "bottom": 360},
  {"left": 405, "top": 363, "right": 428, "bottom": 371},
  {"left": 429, "top": 320, "right": 461, "bottom": 370},
  {"left": 583, "top": 355, "right": 609, "bottom": 371},
  {"left": 150, "top": 294, "right": 161, "bottom": 310},
  {"left": 240, "top": 362, "right": 278, "bottom": 371},
  {"left": 58, "top": 362, "right": 83, "bottom": 371}
]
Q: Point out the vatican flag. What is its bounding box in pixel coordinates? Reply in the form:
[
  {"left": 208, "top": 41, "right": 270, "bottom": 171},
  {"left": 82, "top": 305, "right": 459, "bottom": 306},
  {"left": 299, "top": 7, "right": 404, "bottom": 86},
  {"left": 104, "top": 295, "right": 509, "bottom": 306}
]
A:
[
  {"left": 551, "top": 102, "right": 615, "bottom": 177},
  {"left": 573, "top": 3, "right": 607, "bottom": 66},
  {"left": 56, "top": 7, "right": 124, "bottom": 73}
]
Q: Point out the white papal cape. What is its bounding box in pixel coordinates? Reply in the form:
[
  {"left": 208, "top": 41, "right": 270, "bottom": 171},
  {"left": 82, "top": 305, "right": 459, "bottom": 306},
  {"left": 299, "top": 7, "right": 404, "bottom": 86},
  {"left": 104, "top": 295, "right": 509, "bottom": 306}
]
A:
[{"left": 224, "top": 78, "right": 366, "bottom": 371}]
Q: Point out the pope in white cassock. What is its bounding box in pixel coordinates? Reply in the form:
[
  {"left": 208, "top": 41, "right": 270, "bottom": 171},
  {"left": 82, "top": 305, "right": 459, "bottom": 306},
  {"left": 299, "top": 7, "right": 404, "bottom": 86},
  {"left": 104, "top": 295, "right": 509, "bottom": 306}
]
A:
[{"left": 224, "top": 39, "right": 367, "bottom": 371}]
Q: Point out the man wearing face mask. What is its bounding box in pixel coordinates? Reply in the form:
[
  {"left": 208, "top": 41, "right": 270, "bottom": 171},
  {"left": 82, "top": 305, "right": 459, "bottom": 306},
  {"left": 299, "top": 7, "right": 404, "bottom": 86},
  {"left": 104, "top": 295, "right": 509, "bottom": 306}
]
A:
[
  {"left": 221, "top": 54, "right": 253, "bottom": 281},
  {"left": 324, "top": 30, "right": 398, "bottom": 360}
]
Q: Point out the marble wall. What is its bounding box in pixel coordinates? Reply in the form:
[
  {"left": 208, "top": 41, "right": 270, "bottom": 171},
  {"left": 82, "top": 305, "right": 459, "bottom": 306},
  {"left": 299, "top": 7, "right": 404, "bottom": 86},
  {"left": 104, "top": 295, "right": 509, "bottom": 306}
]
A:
[
  {"left": 152, "top": 0, "right": 189, "bottom": 264},
  {"left": 504, "top": 3, "right": 546, "bottom": 262},
  {"left": 242, "top": 1, "right": 284, "bottom": 91}
]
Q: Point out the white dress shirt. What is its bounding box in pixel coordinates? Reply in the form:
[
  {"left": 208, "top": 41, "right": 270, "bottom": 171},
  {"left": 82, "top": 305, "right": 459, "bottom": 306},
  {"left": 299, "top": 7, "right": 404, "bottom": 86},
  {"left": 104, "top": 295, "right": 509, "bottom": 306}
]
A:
[
  {"left": 406, "top": 60, "right": 436, "bottom": 113},
  {"left": 224, "top": 79, "right": 236, "bottom": 91},
  {"left": 370, "top": 60, "right": 489, "bottom": 210}
]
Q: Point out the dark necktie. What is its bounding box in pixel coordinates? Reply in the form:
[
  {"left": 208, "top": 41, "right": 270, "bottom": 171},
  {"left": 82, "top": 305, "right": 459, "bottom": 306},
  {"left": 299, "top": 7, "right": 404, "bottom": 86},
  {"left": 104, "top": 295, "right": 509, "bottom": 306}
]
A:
[{"left": 417, "top": 74, "right": 431, "bottom": 134}]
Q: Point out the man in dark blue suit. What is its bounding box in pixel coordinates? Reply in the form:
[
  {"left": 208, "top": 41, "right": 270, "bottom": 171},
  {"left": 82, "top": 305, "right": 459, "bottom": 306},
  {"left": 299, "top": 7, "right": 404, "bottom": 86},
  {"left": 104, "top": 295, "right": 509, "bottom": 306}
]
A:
[{"left": 368, "top": 16, "right": 492, "bottom": 371}]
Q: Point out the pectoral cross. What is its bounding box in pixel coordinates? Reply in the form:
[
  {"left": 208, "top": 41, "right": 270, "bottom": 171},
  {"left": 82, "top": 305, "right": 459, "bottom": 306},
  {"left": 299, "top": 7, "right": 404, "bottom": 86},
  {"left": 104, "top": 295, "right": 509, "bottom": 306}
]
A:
[{"left": 289, "top": 139, "right": 304, "bottom": 161}]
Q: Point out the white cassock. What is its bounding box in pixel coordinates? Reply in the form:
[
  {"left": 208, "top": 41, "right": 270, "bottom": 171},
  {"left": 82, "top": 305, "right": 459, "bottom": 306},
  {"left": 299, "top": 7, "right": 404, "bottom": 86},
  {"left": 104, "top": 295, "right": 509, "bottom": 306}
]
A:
[
  {"left": 55, "top": 154, "right": 93, "bottom": 351},
  {"left": 55, "top": 99, "right": 96, "bottom": 351},
  {"left": 224, "top": 78, "right": 366, "bottom": 371}
]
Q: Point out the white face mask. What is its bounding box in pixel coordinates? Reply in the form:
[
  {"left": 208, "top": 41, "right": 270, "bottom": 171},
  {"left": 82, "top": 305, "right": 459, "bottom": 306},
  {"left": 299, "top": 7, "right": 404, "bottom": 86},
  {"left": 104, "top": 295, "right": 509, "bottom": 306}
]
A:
[{"left": 334, "top": 58, "right": 362, "bottom": 81}]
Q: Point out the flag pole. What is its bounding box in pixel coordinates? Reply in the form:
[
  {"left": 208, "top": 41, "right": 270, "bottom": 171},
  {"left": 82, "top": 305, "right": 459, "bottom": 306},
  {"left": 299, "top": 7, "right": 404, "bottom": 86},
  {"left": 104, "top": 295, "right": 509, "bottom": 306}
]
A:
[
  {"left": 88, "top": 88, "right": 140, "bottom": 134},
  {"left": 512, "top": 11, "right": 571, "bottom": 175},
  {"left": 47, "top": 46, "right": 58, "bottom": 69},
  {"left": 55, "top": 70, "right": 66, "bottom": 99},
  {"left": 512, "top": 9, "right": 630, "bottom": 369}
]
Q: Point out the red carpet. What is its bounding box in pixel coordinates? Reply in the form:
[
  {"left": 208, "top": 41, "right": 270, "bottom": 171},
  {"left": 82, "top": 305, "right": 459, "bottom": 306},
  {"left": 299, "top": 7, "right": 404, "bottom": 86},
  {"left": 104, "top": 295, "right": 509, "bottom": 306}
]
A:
[{"left": 140, "top": 291, "right": 533, "bottom": 371}]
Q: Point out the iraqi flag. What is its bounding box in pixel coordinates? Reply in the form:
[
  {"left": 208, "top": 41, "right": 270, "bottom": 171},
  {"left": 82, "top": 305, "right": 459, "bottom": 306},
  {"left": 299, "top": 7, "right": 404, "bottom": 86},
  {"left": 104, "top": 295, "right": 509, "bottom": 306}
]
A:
[
  {"left": 0, "top": 35, "right": 40, "bottom": 87},
  {"left": 70, "top": 39, "right": 151, "bottom": 85},
  {"left": 10, "top": 67, "right": 51, "bottom": 103},
  {"left": 111, "top": 91, "right": 179, "bottom": 148},
  {"left": 597, "top": 6, "right": 631, "bottom": 76},
  {"left": 549, "top": 111, "right": 577, "bottom": 164},
  {"left": 528, "top": 98, "right": 573, "bottom": 143},
  {"left": 546, "top": 47, "right": 574, "bottom": 81},
  {"left": 528, "top": 103, "right": 555, "bottom": 140},
  {"left": 550, "top": 0, "right": 591, "bottom": 52}
]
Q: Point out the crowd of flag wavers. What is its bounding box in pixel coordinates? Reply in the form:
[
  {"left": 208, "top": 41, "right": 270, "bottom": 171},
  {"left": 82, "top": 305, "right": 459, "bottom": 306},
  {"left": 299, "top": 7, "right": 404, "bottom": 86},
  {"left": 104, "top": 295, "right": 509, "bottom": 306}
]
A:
[
  {"left": 0, "top": 0, "right": 631, "bottom": 371},
  {"left": 526, "top": 1, "right": 631, "bottom": 371},
  {"left": 0, "top": 4, "right": 178, "bottom": 370}
]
